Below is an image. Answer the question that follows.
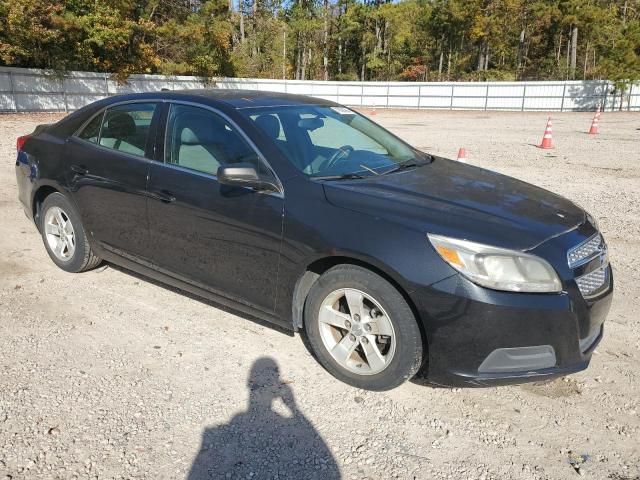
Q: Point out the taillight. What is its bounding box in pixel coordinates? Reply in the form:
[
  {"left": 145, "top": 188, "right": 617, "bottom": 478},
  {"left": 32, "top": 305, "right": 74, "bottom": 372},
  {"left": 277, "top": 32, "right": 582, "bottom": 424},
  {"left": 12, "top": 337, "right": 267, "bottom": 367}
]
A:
[{"left": 16, "top": 135, "right": 29, "bottom": 152}]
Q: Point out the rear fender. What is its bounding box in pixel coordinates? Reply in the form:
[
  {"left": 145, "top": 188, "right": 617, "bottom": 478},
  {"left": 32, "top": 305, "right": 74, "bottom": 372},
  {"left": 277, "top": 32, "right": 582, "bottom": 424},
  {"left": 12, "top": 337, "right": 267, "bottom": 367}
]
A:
[{"left": 30, "top": 180, "right": 77, "bottom": 230}]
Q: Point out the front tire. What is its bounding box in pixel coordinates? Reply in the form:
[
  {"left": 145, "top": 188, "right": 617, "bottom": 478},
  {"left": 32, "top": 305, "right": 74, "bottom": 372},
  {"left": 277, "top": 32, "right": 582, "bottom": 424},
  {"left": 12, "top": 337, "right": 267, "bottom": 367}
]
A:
[
  {"left": 304, "top": 265, "right": 423, "bottom": 391},
  {"left": 40, "top": 192, "right": 101, "bottom": 273}
]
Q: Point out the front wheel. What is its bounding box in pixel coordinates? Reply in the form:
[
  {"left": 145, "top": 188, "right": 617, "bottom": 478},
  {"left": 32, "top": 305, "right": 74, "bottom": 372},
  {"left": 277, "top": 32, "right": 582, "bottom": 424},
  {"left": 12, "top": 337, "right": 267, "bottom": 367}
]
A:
[
  {"left": 304, "top": 265, "right": 423, "bottom": 391},
  {"left": 40, "top": 192, "right": 101, "bottom": 273}
]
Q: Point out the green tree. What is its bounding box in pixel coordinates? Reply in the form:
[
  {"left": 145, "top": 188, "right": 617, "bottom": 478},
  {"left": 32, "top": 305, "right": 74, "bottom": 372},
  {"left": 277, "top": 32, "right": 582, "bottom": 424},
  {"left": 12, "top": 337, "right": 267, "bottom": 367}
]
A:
[
  {"left": 0, "top": 0, "right": 638, "bottom": 85},
  {"left": 0, "top": 0, "right": 68, "bottom": 70}
]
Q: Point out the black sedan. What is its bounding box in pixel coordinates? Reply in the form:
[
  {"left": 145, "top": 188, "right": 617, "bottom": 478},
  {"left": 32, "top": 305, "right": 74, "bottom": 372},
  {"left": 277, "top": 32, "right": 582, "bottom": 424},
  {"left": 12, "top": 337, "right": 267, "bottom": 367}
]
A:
[{"left": 15, "top": 90, "right": 613, "bottom": 390}]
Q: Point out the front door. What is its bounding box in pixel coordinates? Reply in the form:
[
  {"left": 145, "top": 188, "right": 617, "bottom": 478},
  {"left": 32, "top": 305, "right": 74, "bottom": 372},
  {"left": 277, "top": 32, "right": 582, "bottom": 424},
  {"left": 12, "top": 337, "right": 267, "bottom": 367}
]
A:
[
  {"left": 67, "top": 102, "right": 160, "bottom": 260},
  {"left": 146, "top": 103, "right": 284, "bottom": 314}
]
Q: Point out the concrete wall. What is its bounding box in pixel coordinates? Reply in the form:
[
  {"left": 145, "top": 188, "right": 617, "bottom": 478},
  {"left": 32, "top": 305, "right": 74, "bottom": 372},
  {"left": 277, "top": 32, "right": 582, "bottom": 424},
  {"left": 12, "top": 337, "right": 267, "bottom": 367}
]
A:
[{"left": 1, "top": 66, "right": 638, "bottom": 112}]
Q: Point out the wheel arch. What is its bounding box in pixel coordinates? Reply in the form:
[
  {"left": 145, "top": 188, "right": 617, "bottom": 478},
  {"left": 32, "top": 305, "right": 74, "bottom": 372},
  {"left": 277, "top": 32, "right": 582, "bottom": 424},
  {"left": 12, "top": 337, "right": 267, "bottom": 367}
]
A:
[
  {"left": 291, "top": 256, "right": 425, "bottom": 346},
  {"left": 32, "top": 184, "right": 61, "bottom": 230}
]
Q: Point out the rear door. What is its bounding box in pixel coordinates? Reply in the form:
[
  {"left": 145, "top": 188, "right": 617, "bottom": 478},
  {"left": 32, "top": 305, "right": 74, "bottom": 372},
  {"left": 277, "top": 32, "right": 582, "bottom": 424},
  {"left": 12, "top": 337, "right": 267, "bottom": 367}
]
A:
[
  {"left": 67, "top": 101, "right": 160, "bottom": 260},
  {"left": 145, "top": 102, "right": 284, "bottom": 314}
]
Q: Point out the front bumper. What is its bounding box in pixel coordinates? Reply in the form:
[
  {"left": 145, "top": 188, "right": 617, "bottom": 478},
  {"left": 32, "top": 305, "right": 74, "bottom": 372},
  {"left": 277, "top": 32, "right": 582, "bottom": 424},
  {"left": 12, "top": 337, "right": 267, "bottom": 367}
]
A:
[{"left": 411, "top": 268, "right": 613, "bottom": 387}]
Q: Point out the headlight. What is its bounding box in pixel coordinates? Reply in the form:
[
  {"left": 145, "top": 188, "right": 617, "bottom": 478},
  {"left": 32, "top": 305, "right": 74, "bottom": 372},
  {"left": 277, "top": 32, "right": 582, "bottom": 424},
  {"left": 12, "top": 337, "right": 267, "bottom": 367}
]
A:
[{"left": 428, "top": 234, "right": 562, "bottom": 293}]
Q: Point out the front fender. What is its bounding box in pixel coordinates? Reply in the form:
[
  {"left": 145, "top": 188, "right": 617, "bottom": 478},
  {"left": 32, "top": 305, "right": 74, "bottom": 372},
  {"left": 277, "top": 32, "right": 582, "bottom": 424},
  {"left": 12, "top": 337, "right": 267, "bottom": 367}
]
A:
[{"left": 287, "top": 250, "right": 419, "bottom": 330}]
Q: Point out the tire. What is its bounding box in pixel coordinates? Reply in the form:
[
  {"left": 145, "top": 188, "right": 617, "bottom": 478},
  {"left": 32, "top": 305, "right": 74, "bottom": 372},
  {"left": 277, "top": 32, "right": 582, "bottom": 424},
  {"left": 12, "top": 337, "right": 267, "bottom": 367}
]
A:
[
  {"left": 304, "top": 265, "right": 423, "bottom": 391},
  {"left": 40, "top": 192, "right": 101, "bottom": 273}
]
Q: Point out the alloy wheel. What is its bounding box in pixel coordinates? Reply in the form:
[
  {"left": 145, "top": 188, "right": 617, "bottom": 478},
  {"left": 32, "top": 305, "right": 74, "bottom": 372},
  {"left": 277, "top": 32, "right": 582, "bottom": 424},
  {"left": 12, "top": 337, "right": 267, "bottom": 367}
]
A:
[
  {"left": 318, "top": 288, "right": 396, "bottom": 375},
  {"left": 44, "top": 206, "right": 76, "bottom": 261}
]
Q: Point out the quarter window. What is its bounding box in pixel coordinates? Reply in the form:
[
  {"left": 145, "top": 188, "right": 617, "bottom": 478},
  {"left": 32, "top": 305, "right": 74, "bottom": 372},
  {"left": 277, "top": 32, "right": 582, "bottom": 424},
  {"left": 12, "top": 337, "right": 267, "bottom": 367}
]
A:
[
  {"left": 77, "top": 112, "right": 103, "bottom": 144},
  {"left": 98, "top": 103, "right": 157, "bottom": 157},
  {"left": 165, "top": 104, "right": 264, "bottom": 176}
]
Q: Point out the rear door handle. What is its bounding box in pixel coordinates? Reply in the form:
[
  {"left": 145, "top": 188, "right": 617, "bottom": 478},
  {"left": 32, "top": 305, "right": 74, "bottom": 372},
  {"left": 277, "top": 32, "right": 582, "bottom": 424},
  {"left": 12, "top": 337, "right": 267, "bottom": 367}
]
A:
[
  {"left": 151, "top": 190, "right": 176, "bottom": 203},
  {"left": 70, "top": 164, "right": 88, "bottom": 175}
]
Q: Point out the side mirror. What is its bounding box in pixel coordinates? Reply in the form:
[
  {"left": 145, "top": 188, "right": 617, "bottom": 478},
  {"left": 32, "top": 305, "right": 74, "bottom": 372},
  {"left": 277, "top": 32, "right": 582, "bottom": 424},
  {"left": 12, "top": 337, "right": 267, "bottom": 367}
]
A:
[{"left": 217, "top": 163, "right": 277, "bottom": 192}]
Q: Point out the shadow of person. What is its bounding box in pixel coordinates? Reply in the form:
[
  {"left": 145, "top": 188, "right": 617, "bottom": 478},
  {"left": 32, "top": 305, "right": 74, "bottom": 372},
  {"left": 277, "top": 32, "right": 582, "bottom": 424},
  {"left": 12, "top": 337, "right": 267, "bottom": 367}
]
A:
[{"left": 187, "top": 357, "right": 341, "bottom": 480}]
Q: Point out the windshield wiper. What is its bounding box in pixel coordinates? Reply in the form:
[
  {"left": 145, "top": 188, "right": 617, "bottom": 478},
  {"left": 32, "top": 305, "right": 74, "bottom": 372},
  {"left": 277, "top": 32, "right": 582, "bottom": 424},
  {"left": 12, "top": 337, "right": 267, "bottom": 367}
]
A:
[
  {"left": 381, "top": 162, "right": 418, "bottom": 175},
  {"left": 359, "top": 164, "right": 381, "bottom": 175},
  {"left": 382, "top": 157, "right": 431, "bottom": 175},
  {"left": 312, "top": 172, "right": 366, "bottom": 181}
]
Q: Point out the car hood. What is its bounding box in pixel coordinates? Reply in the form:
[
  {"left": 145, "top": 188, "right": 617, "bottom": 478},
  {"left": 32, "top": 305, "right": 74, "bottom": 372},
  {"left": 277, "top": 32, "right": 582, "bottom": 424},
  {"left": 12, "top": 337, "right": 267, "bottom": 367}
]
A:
[{"left": 322, "top": 157, "right": 585, "bottom": 251}]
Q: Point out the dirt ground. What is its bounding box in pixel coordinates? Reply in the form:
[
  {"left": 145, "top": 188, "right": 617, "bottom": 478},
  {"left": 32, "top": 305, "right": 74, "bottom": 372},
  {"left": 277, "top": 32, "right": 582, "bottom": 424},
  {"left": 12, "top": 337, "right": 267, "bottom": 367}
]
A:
[{"left": 1, "top": 109, "right": 639, "bottom": 480}]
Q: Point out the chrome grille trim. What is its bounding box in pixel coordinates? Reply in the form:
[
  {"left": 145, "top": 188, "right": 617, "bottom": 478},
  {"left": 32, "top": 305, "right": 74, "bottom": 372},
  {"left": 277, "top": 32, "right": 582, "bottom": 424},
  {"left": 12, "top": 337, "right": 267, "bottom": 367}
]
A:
[
  {"left": 576, "top": 265, "right": 609, "bottom": 299},
  {"left": 567, "top": 234, "right": 604, "bottom": 268}
]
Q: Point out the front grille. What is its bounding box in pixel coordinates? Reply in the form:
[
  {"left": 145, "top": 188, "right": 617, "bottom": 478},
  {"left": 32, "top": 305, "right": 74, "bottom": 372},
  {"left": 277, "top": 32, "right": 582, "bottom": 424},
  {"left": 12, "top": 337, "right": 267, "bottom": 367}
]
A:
[
  {"left": 576, "top": 265, "right": 609, "bottom": 298},
  {"left": 568, "top": 232, "right": 610, "bottom": 299},
  {"left": 567, "top": 234, "right": 604, "bottom": 268}
]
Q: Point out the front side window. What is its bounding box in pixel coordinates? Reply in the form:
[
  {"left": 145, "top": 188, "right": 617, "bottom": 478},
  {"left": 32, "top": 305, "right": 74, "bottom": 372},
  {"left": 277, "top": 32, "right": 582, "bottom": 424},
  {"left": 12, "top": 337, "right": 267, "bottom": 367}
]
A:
[
  {"left": 165, "top": 104, "right": 264, "bottom": 176},
  {"left": 241, "top": 105, "right": 424, "bottom": 177},
  {"left": 99, "top": 103, "right": 157, "bottom": 157}
]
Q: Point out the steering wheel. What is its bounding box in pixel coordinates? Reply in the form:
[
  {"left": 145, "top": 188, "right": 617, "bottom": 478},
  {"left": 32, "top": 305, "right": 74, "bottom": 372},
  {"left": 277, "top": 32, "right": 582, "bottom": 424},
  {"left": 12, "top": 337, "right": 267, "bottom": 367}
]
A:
[{"left": 325, "top": 145, "right": 354, "bottom": 170}]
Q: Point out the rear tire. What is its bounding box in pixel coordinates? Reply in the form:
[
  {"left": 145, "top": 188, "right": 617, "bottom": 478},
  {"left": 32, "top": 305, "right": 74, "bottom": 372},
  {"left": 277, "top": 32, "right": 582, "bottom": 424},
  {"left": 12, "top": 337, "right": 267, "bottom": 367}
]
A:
[
  {"left": 40, "top": 192, "right": 101, "bottom": 273},
  {"left": 304, "top": 265, "right": 423, "bottom": 391}
]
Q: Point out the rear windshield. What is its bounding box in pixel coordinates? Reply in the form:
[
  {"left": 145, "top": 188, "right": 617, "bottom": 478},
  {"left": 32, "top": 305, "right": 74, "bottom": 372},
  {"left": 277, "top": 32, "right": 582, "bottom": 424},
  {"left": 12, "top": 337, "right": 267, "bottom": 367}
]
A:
[{"left": 239, "top": 105, "right": 424, "bottom": 178}]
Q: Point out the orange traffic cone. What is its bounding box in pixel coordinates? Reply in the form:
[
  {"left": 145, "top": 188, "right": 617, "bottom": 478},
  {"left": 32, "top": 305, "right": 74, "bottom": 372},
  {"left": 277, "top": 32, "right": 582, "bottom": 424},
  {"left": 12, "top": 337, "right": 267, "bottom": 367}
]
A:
[
  {"left": 588, "top": 114, "right": 599, "bottom": 135},
  {"left": 538, "top": 116, "right": 554, "bottom": 149},
  {"left": 457, "top": 147, "right": 467, "bottom": 162}
]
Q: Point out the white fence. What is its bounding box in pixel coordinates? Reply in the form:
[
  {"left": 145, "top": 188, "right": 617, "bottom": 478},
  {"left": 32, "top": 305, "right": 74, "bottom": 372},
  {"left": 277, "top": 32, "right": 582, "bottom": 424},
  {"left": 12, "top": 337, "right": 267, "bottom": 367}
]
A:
[{"left": 1, "top": 66, "right": 638, "bottom": 113}]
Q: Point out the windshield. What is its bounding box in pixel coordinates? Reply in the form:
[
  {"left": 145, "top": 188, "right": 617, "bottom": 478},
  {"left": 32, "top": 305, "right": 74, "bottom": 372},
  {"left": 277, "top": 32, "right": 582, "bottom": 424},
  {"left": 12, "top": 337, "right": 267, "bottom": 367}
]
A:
[{"left": 240, "top": 105, "right": 425, "bottom": 178}]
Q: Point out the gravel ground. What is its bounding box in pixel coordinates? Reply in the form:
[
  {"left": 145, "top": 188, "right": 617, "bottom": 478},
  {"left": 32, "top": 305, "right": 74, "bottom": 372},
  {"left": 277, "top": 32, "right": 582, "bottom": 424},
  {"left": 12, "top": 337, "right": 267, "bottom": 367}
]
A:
[{"left": 1, "top": 110, "right": 639, "bottom": 480}]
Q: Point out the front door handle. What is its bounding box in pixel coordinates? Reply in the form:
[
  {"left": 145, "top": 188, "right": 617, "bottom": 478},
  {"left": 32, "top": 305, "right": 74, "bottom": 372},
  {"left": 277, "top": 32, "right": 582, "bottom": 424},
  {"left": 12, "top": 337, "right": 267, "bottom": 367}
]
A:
[
  {"left": 151, "top": 190, "right": 176, "bottom": 203},
  {"left": 70, "top": 164, "right": 88, "bottom": 175}
]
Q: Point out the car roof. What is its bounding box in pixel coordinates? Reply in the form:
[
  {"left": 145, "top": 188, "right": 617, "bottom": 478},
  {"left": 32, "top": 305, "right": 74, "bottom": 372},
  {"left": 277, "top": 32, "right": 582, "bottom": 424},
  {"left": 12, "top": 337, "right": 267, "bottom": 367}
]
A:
[
  {"left": 105, "top": 89, "right": 336, "bottom": 110},
  {"left": 52, "top": 88, "right": 340, "bottom": 137}
]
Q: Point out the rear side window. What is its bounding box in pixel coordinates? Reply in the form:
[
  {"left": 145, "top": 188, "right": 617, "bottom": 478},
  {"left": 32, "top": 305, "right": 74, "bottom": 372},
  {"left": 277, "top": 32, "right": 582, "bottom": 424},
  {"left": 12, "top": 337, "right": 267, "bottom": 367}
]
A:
[
  {"left": 165, "top": 104, "right": 265, "bottom": 176},
  {"left": 98, "top": 103, "right": 157, "bottom": 157},
  {"left": 77, "top": 112, "right": 103, "bottom": 144}
]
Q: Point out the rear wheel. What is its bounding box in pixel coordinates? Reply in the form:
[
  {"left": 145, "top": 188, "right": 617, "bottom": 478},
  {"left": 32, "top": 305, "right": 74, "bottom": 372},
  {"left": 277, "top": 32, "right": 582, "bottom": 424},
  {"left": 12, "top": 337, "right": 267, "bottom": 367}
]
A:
[
  {"left": 304, "top": 265, "right": 423, "bottom": 391},
  {"left": 40, "top": 192, "right": 101, "bottom": 273}
]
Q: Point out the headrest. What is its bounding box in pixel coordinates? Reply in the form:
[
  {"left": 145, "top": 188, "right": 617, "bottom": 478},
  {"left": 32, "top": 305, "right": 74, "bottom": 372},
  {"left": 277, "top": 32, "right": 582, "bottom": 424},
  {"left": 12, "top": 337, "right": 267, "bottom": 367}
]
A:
[
  {"left": 180, "top": 127, "right": 201, "bottom": 145},
  {"left": 177, "top": 114, "right": 220, "bottom": 145},
  {"left": 105, "top": 113, "right": 136, "bottom": 138},
  {"left": 254, "top": 114, "right": 280, "bottom": 140}
]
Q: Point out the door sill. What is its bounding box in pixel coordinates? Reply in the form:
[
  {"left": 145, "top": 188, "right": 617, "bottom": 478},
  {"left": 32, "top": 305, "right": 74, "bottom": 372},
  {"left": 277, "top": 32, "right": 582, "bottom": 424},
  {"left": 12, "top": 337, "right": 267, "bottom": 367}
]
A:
[{"left": 95, "top": 244, "right": 293, "bottom": 333}]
